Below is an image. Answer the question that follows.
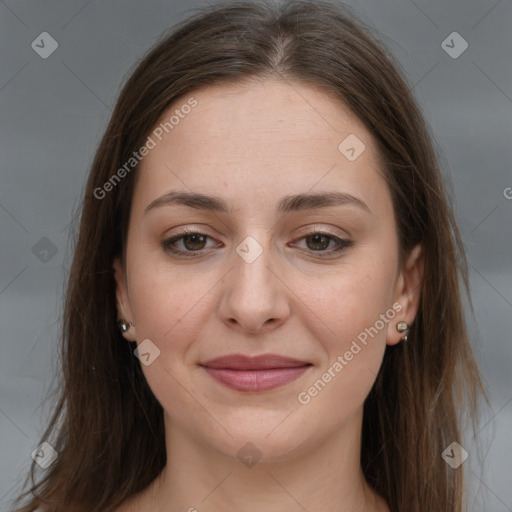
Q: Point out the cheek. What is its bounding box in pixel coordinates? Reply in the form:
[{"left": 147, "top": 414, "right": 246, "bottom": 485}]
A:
[
  {"left": 128, "top": 251, "right": 207, "bottom": 335},
  {"left": 296, "top": 255, "right": 395, "bottom": 404},
  {"left": 126, "top": 258, "right": 228, "bottom": 382},
  {"left": 126, "top": 266, "right": 210, "bottom": 411},
  {"left": 300, "top": 253, "right": 396, "bottom": 347}
]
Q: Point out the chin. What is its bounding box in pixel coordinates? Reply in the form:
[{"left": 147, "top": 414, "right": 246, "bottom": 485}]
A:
[{"left": 199, "top": 415, "right": 323, "bottom": 465}]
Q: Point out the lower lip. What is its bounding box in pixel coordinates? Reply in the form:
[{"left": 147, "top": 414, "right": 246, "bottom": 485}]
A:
[{"left": 202, "top": 365, "right": 311, "bottom": 392}]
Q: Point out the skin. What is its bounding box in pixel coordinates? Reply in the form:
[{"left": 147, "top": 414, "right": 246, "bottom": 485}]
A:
[{"left": 113, "top": 78, "right": 423, "bottom": 512}]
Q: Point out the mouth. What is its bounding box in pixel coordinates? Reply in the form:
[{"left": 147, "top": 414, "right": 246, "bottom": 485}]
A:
[{"left": 199, "top": 354, "right": 313, "bottom": 392}]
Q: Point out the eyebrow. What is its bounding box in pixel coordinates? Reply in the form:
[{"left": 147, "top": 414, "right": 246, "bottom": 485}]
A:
[{"left": 143, "top": 190, "right": 371, "bottom": 215}]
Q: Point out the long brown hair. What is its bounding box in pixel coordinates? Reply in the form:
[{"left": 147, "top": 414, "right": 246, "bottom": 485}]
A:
[{"left": 12, "top": 1, "right": 485, "bottom": 510}]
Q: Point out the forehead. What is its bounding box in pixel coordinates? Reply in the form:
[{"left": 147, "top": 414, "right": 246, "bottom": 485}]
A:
[{"left": 134, "top": 78, "right": 387, "bottom": 214}]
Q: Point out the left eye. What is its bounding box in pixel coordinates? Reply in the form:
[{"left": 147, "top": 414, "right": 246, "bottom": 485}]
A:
[
  {"left": 293, "top": 232, "right": 347, "bottom": 252},
  {"left": 162, "top": 231, "right": 216, "bottom": 254},
  {"left": 162, "top": 230, "right": 352, "bottom": 257}
]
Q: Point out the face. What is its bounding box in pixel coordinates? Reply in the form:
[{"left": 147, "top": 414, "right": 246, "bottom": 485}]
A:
[{"left": 113, "top": 78, "right": 422, "bottom": 462}]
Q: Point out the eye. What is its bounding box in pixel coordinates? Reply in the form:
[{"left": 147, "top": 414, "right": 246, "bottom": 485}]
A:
[
  {"left": 162, "top": 228, "right": 353, "bottom": 258},
  {"left": 162, "top": 229, "right": 218, "bottom": 257},
  {"left": 290, "top": 230, "right": 353, "bottom": 256}
]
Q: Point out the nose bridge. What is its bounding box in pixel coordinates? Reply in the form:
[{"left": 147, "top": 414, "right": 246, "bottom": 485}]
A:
[
  {"left": 219, "top": 231, "right": 290, "bottom": 333},
  {"left": 232, "top": 232, "right": 277, "bottom": 301}
]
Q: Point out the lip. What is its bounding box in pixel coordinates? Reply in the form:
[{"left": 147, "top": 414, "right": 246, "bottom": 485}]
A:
[
  {"left": 201, "top": 354, "right": 310, "bottom": 370},
  {"left": 200, "top": 354, "right": 313, "bottom": 392}
]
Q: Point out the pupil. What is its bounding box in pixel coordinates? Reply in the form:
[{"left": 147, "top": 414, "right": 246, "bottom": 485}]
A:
[
  {"left": 307, "top": 234, "right": 329, "bottom": 251},
  {"left": 185, "top": 234, "right": 205, "bottom": 250}
]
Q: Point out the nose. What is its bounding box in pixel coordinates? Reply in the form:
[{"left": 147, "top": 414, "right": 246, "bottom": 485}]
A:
[{"left": 217, "top": 235, "right": 291, "bottom": 335}]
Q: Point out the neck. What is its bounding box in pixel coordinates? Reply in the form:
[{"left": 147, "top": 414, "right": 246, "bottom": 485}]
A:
[{"left": 141, "top": 406, "right": 388, "bottom": 512}]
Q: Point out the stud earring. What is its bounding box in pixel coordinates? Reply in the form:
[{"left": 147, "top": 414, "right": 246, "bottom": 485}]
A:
[
  {"left": 396, "top": 321, "right": 409, "bottom": 342},
  {"left": 118, "top": 319, "right": 134, "bottom": 333},
  {"left": 117, "top": 301, "right": 134, "bottom": 333}
]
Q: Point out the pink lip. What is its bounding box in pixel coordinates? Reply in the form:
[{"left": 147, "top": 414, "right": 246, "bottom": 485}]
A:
[{"left": 200, "top": 354, "right": 312, "bottom": 392}]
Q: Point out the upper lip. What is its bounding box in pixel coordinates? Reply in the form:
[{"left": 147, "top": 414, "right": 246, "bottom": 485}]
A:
[{"left": 200, "top": 354, "right": 312, "bottom": 370}]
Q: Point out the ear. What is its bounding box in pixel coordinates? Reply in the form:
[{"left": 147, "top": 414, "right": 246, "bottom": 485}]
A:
[
  {"left": 113, "top": 257, "right": 137, "bottom": 342},
  {"left": 386, "top": 244, "right": 424, "bottom": 346}
]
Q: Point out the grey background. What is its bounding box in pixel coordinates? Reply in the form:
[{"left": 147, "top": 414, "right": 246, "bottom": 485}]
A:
[{"left": 0, "top": 0, "right": 511, "bottom": 510}]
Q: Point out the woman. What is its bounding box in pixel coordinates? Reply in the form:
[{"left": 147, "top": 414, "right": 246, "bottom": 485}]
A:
[{"left": 13, "top": 1, "right": 485, "bottom": 511}]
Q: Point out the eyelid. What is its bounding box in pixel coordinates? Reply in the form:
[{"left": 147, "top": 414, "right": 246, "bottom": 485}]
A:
[
  {"left": 162, "top": 225, "right": 353, "bottom": 258},
  {"left": 296, "top": 224, "right": 350, "bottom": 239}
]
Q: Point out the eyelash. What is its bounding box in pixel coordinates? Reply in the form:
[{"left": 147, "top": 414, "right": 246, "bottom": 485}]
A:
[{"left": 161, "top": 228, "right": 353, "bottom": 259}]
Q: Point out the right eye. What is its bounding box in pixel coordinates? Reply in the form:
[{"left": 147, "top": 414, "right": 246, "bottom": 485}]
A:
[{"left": 162, "top": 229, "right": 221, "bottom": 258}]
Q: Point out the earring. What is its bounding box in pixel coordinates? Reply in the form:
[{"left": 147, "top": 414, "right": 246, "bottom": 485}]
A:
[
  {"left": 396, "top": 321, "right": 409, "bottom": 342},
  {"left": 118, "top": 319, "right": 134, "bottom": 333},
  {"left": 117, "top": 301, "right": 134, "bottom": 333}
]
